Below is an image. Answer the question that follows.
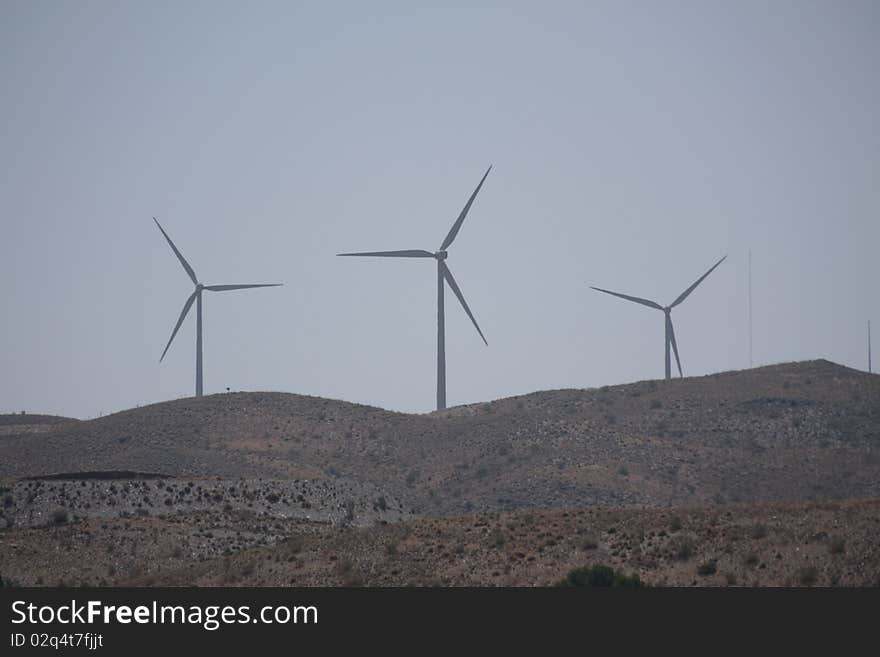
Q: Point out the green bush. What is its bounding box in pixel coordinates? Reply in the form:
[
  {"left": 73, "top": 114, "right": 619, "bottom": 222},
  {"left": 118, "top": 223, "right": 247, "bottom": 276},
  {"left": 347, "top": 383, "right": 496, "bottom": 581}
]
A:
[
  {"left": 0, "top": 573, "right": 21, "bottom": 587},
  {"left": 798, "top": 566, "right": 819, "bottom": 586},
  {"left": 672, "top": 537, "right": 695, "bottom": 561},
  {"left": 697, "top": 559, "right": 717, "bottom": 576},
  {"left": 828, "top": 537, "right": 845, "bottom": 555},
  {"left": 750, "top": 524, "right": 768, "bottom": 539},
  {"left": 557, "top": 564, "right": 644, "bottom": 588},
  {"left": 579, "top": 536, "right": 598, "bottom": 550}
]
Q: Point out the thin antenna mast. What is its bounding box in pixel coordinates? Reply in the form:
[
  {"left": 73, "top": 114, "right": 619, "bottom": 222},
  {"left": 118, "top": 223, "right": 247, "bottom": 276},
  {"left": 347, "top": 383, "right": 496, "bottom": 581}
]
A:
[{"left": 748, "top": 250, "right": 753, "bottom": 368}]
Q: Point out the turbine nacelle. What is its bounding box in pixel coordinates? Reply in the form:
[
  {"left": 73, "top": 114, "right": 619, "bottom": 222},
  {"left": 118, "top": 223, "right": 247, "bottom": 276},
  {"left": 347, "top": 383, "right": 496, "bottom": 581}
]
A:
[
  {"left": 154, "top": 217, "right": 282, "bottom": 395},
  {"left": 591, "top": 255, "right": 727, "bottom": 380},
  {"left": 337, "top": 166, "right": 492, "bottom": 410}
]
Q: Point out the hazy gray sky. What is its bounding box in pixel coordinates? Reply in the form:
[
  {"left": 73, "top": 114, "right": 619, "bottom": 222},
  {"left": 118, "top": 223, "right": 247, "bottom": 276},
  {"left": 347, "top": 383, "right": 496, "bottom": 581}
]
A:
[{"left": 2, "top": 1, "right": 878, "bottom": 418}]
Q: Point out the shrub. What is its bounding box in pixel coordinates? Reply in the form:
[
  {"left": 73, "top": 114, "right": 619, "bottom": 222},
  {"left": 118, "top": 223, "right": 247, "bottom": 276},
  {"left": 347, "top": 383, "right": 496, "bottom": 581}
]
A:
[
  {"left": 828, "top": 537, "right": 845, "bottom": 555},
  {"left": 51, "top": 509, "right": 68, "bottom": 525},
  {"left": 669, "top": 516, "right": 682, "bottom": 531},
  {"left": 697, "top": 559, "right": 717, "bottom": 576},
  {"left": 798, "top": 566, "right": 819, "bottom": 586},
  {"left": 750, "top": 524, "right": 768, "bottom": 539},
  {"left": 285, "top": 536, "right": 304, "bottom": 556},
  {"left": 579, "top": 536, "right": 598, "bottom": 550},
  {"left": 672, "top": 537, "right": 695, "bottom": 561},
  {"left": 557, "top": 564, "right": 644, "bottom": 588}
]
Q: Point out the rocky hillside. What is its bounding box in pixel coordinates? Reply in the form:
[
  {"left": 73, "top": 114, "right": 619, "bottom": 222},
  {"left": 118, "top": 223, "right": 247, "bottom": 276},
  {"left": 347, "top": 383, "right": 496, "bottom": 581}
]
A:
[
  {"left": 3, "top": 499, "right": 878, "bottom": 587},
  {"left": 0, "top": 414, "right": 78, "bottom": 438},
  {"left": 1, "top": 360, "right": 878, "bottom": 514},
  {"left": 1, "top": 477, "right": 411, "bottom": 530}
]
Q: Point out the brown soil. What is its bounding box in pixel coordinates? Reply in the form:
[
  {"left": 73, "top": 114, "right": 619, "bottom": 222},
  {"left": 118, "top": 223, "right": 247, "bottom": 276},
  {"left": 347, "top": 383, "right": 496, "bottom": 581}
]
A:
[{"left": 2, "top": 499, "right": 877, "bottom": 587}]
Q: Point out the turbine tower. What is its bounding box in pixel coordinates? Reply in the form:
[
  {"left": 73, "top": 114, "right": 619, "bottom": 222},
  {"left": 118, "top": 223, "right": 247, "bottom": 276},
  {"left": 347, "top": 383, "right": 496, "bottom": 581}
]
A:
[
  {"left": 338, "top": 166, "right": 491, "bottom": 411},
  {"left": 153, "top": 218, "right": 282, "bottom": 397},
  {"left": 592, "top": 255, "right": 726, "bottom": 380}
]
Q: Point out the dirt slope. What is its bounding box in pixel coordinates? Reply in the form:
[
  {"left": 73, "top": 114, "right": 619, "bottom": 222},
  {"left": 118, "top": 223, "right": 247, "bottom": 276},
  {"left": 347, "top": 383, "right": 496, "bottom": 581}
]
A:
[{"left": 3, "top": 499, "right": 877, "bottom": 587}]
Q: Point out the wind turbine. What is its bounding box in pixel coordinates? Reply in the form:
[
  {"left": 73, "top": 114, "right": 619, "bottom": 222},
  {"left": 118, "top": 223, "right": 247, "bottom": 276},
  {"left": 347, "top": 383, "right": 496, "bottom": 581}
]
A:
[
  {"left": 591, "top": 255, "right": 727, "bottom": 380},
  {"left": 338, "top": 166, "right": 491, "bottom": 411},
  {"left": 153, "top": 217, "right": 282, "bottom": 397}
]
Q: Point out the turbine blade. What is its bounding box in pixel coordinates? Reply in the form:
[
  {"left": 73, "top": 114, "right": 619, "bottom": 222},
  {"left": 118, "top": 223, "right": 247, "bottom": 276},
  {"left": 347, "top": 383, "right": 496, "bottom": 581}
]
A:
[
  {"left": 337, "top": 250, "right": 434, "bottom": 258},
  {"left": 670, "top": 255, "right": 727, "bottom": 308},
  {"left": 203, "top": 284, "right": 283, "bottom": 291},
  {"left": 153, "top": 217, "right": 198, "bottom": 286},
  {"left": 160, "top": 290, "right": 198, "bottom": 362},
  {"left": 590, "top": 286, "right": 663, "bottom": 310},
  {"left": 439, "top": 166, "right": 492, "bottom": 251},
  {"left": 667, "top": 314, "right": 683, "bottom": 378},
  {"left": 441, "top": 261, "right": 487, "bottom": 346}
]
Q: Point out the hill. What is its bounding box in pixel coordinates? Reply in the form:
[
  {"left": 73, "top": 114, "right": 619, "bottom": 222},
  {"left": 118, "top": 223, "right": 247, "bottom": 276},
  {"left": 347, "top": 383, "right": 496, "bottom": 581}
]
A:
[
  {"left": 2, "top": 360, "right": 878, "bottom": 515},
  {"left": 4, "top": 498, "right": 878, "bottom": 587}
]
